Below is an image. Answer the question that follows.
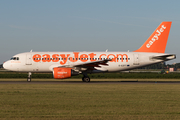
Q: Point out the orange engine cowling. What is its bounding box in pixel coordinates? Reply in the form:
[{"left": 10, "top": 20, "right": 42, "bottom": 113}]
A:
[{"left": 53, "top": 67, "right": 72, "bottom": 79}]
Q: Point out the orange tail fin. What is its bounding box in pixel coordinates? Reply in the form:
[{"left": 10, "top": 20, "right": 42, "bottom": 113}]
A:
[{"left": 134, "top": 21, "right": 172, "bottom": 53}]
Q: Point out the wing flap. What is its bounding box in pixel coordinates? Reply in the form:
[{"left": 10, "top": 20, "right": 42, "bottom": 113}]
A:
[{"left": 73, "top": 59, "right": 111, "bottom": 68}]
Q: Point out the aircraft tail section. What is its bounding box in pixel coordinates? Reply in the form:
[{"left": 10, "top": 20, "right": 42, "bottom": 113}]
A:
[{"left": 134, "top": 21, "right": 172, "bottom": 53}]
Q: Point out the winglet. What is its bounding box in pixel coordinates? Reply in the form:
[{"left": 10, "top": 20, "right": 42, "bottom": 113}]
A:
[{"left": 134, "top": 22, "right": 172, "bottom": 53}]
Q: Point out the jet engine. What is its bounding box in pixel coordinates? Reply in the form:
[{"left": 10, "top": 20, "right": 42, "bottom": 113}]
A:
[{"left": 53, "top": 67, "right": 79, "bottom": 79}]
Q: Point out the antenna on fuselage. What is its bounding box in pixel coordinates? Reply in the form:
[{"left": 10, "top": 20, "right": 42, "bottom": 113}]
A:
[
  {"left": 30, "top": 50, "right": 33, "bottom": 52},
  {"left": 106, "top": 49, "right": 108, "bottom": 52}
]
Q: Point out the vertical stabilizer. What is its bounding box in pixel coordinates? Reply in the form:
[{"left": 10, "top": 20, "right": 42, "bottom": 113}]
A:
[{"left": 134, "top": 22, "right": 172, "bottom": 53}]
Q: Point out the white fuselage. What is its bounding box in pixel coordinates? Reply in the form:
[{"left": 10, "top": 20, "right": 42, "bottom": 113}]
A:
[{"left": 3, "top": 51, "right": 175, "bottom": 73}]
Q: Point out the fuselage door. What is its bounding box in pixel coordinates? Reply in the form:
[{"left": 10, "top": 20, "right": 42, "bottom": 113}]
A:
[
  {"left": 133, "top": 54, "right": 139, "bottom": 65},
  {"left": 26, "top": 54, "right": 32, "bottom": 65}
]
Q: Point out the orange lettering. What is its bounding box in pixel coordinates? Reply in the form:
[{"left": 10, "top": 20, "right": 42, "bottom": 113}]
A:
[
  {"left": 80, "top": 54, "right": 88, "bottom": 62},
  {"left": 52, "top": 54, "right": 59, "bottom": 62},
  {"left": 69, "top": 52, "right": 79, "bottom": 62},
  {"left": 33, "top": 53, "right": 128, "bottom": 64},
  {"left": 33, "top": 54, "right": 41, "bottom": 62},
  {"left": 99, "top": 54, "right": 106, "bottom": 60},
  {"left": 60, "top": 54, "right": 70, "bottom": 65},
  {"left": 117, "top": 54, "right": 128, "bottom": 62},
  {"left": 107, "top": 54, "right": 117, "bottom": 62},
  {"left": 42, "top": 54, "right": 51, "bottom": 62},
  {"left": 89, "top": 53, "right": 96, "bottom": 61}
]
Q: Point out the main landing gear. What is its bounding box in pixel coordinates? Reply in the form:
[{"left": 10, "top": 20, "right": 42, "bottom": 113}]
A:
[
  {"left": 82, "top": 77, "right": 90, "bottom": 82},
  {"left": 82, "top": 72, "right": 90, "bottom": 82},
  {"left": 27, "top": 72, "right": 31, "bottom": 82}
]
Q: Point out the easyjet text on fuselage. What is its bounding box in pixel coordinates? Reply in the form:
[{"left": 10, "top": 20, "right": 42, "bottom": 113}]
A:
[{"left": 32, "top": 52, "right": 129, "bottom": 65}]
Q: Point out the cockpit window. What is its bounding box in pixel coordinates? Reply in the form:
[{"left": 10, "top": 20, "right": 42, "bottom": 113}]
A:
[{"left": 10, "top": 57, "right": 19, "bottom": 61}]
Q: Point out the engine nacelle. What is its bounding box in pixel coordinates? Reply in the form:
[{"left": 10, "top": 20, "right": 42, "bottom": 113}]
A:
[{"left": 53, "top": 67, "right": 79, "bottom": 79}]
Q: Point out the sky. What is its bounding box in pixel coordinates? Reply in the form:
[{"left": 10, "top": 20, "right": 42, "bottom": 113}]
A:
[{"left": 0, "top": 0, "right": 180, "bottom": 64}]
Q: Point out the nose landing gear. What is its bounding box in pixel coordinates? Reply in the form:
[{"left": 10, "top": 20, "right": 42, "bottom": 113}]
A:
[{"left": 27, "top": 72, "right": 31, "bottom": 82}]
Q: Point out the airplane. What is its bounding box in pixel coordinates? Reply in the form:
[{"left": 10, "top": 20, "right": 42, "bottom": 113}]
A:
[{"left": 3, "top": 21, "right": 176, "bottom": 82}]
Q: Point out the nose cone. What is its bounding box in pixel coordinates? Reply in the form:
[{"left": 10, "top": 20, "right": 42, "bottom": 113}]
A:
[
  {"left": 3, "top": 61, "right": 10, "bottom": 70},
  {"left": 3, "top": 62, "right": 7, "bottom": 69}
]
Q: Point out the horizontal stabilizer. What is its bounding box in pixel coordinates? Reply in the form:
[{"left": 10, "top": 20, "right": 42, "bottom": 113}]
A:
[{"left": 151, "top": 54, "right": 176, "bottom": 60}]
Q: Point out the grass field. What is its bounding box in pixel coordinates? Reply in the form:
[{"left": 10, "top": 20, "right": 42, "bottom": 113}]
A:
[
  {"left": 1, "top": 72, "right": 180, "bottom": 79},
  {"left": 0, "top": 80, "right": 180, "bottom": 119},
  {"left": 1, "top": 78, "right": 180, "bottom": 82}
]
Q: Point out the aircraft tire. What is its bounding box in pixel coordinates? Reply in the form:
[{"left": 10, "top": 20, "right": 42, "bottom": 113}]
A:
[
  {"left": 27, "top": 77, "right": 31, "bottom": 82},
  {"left": 84, "top": 77, "right": 90, "bottom": 82}
]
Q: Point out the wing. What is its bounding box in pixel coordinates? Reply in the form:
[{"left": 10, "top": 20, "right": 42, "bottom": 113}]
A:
[
  {"left": 59, "top": 59, "right": 111, "bottom": 72},
  {"left": 74, "top": 59, "right": 110, "bottom": 69}
]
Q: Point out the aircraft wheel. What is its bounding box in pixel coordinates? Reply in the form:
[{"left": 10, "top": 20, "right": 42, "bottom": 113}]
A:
[
  {"left": 27, "top": 77, "right": 31, "bottom": 82},
  {"left": 83, "top": 77, "right": 90, "bottom": 82},
  {"left": 27, "top": 72, "right": 32, "bottom": 82}
]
